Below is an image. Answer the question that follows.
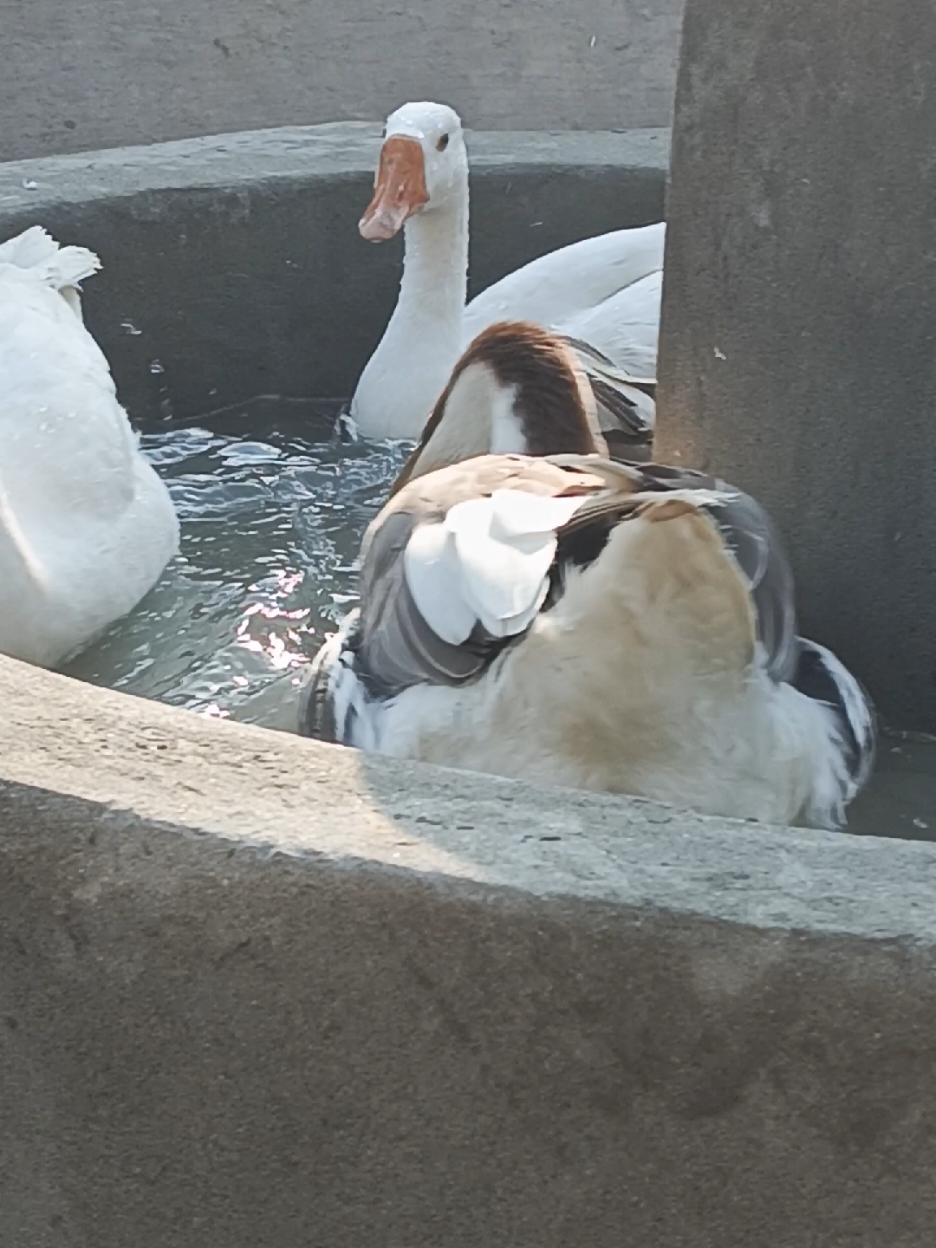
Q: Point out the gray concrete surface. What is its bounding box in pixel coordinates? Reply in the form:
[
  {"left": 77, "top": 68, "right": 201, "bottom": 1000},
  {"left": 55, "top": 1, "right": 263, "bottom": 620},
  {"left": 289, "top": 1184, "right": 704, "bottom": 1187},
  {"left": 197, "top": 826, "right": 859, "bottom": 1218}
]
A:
[
  {"left": 3, "top": 124, "right": 936, "bottom": 1245},
  {"left": 655, "top": 0, "right": 936, "bottom": 732},
  {"left": 1, "top": 0, "right": 683, "bottom": 162},
  {"left": 0, "top": 124, "right": 669, "bottom": 423},
  {"left": 3, "top": 655, "right": 936, "bottom": 1247}
]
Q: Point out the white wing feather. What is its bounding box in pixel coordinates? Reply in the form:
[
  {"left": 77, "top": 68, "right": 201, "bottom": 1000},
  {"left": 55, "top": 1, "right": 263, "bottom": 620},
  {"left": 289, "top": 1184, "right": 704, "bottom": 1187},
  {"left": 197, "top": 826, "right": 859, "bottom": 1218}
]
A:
[
  {"left": 0, "top": 225, "right": 100, "bottom": 290},
  {"left": 403, "top": 489, "right": 585, "bottom": 645},
  {"left": 462, "top": 224, "right": 665, "bottom": 345},
  {"left": 403, "top": 521, "right": 479, "bottom": 645}
]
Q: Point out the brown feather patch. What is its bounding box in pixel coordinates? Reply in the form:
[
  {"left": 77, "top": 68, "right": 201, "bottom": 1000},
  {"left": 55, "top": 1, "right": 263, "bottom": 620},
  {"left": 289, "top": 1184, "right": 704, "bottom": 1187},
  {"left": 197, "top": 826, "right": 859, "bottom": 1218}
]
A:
[{"left": 389, "top": 322, "right": 604, "bottom": 496}]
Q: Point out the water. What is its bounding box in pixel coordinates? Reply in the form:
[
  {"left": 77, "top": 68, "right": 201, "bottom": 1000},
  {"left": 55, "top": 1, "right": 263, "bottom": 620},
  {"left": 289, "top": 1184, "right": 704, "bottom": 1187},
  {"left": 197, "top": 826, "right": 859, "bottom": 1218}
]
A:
[
  {"left": 847, "top": 731, "right": 936, "bottom": 842},
  {"left": 64, "top": 397, "right": 936, "bottom": 841},
  {"left": 64, "top": 399, "right": 411, "bottom": 732}
]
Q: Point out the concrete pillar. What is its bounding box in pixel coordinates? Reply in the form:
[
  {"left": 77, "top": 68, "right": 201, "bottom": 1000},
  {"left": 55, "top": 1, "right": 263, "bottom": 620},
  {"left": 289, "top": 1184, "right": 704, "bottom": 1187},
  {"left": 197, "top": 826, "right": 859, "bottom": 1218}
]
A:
[{"left": 656, "top": 0, "right": 936, "bottom": 731}]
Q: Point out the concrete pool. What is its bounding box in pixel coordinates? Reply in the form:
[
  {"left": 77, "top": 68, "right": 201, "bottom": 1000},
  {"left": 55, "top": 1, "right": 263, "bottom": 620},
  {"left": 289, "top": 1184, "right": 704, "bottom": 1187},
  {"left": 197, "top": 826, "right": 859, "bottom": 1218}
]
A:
[{"left": 1, "top": 123, "right": 934, "bottom": 1247}]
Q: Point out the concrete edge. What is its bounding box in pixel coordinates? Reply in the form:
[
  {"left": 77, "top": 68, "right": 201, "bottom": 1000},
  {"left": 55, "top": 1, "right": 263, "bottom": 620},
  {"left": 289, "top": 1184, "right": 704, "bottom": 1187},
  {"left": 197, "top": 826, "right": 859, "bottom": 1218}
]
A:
[
  {"left": 3, "top": 655, "right": 934, "bottom": 945},
  {"left": 0, "top": 122, "right": 671, "bottom": 216}
]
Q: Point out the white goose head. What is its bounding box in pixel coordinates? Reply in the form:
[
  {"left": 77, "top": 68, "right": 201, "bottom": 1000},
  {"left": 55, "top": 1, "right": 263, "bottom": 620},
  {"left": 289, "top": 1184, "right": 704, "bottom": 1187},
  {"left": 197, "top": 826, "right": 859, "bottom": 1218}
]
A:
[
  {"left": 390, "top": 321, "right": 608, "bottom": 495},
  {"left": 360, "top": 102, "right": 468, "bottom": 242}
]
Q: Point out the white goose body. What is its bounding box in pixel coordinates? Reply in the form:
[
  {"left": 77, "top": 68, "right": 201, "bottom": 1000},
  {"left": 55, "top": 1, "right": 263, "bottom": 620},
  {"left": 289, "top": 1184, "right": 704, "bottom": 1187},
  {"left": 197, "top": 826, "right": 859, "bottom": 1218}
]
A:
[
  {"left": 0, "top": 227, "right": 179, "bottom": 667},
  {"left": 305, "top": 325, "right": 875, "bottom": 831},
  {"left": 463, "top": 238, "right": 663, "bottom": 377},
  {"left": 351, "top": 101, "right": 663, "bottom": 441}
]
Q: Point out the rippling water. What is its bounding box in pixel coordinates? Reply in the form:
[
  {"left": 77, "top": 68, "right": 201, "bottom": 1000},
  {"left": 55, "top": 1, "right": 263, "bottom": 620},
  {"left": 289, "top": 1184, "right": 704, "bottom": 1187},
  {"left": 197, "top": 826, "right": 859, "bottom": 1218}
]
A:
[{"left": 64, "top": 399, "right": 411, "bottom": 731}]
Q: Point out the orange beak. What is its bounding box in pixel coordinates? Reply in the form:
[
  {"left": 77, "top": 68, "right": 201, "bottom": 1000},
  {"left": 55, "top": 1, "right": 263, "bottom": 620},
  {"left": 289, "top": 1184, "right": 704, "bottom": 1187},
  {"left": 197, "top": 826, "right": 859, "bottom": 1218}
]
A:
[{"left": 359, "top": 136, "right": 429, "bottom": 242}]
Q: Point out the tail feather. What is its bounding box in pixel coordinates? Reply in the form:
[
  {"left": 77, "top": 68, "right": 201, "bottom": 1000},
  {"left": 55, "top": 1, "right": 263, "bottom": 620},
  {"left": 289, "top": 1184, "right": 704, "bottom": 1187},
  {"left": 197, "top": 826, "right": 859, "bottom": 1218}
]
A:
[
  {"left": 560, "top": 333, "right": 656, "bottom": 444},
  {"left": 0, "top": 225, "right": 60, "bottom": 267},
  {"left": 562, "top": 334, "right": 657, "bottom": 396},
  {"left": 792, "top": 638, "right": 877, "bottom": 802},
  {"left": 588, "top": 374, "right": 656, "bottom": 442},
  {"left": 0, "top": 226, "right": 100, "bottom": 289}
]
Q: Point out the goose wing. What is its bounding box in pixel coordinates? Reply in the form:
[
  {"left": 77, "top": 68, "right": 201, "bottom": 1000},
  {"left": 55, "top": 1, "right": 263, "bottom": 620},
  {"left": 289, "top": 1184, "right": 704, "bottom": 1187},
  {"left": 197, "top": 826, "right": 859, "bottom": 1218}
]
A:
[
  {"left": 626, "top": 460, "right": 798, "bottom": 683},
  {"left": 353, "top": 452, "right": 796, "bottom": 699},
  {"left": 354, "top": 455, "right": 644, "bottom": 694}
]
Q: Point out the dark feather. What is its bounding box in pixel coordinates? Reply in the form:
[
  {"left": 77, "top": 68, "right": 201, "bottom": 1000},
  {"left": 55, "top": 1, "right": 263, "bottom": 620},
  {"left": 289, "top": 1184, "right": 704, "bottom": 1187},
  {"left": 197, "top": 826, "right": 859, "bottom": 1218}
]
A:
[
  {"left": 791, "top": 638, "right": 877, "bottom": 796},
  {"left": 588, "top": 375, "right": 651, "bottom": 441}
]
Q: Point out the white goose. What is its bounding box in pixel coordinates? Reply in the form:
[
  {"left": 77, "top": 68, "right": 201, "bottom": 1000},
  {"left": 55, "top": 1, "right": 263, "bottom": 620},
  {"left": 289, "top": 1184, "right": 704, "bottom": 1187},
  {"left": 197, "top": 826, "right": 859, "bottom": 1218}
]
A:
[
  {"left": 350, "top": 100, "right": 663, "bottom": 444},
  {"left": 304, "top": 323, "right": 875, "bottom": 830},
  {"left": 0, "top": 226, "right": 179, "bottom": 668}
]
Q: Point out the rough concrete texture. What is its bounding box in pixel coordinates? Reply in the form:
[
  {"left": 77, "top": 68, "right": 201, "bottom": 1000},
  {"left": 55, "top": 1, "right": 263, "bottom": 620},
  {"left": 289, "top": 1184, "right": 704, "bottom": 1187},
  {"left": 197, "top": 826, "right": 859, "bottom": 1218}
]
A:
[
  {"left": 3, "top": 654, "right": 936, "bottom": 1247},
  {"left": 655, "top": 0, "right": 936, "bottom": 732},
  {"left": 0, "top": 124, "right": 669, "bottom": 423},
  {"left": 2, "top": 123, "right": 935, "bottom": 1245},
  {"left": 1, "top": 0, "right": 683, "bottom": 162}
]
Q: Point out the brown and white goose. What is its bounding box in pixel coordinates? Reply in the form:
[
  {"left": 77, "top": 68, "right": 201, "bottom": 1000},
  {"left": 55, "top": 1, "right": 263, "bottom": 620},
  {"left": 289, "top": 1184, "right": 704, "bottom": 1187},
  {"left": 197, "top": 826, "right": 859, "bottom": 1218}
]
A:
[
  {"left": 391, "top": 321, "right": 609, "bottom": 478},
  {"left": 302, "top": 323, "right": 875, "bottom": 830}
]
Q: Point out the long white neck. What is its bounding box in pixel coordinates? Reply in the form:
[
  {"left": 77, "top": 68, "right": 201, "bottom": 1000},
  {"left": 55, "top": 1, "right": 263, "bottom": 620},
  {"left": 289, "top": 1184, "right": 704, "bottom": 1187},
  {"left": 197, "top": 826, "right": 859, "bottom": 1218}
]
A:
[
  {"left": 352, "top": 167, "right": 470, "bottom": 440},
  {"left": 394, "top": 185, "right": 469, "bottom": 335}
]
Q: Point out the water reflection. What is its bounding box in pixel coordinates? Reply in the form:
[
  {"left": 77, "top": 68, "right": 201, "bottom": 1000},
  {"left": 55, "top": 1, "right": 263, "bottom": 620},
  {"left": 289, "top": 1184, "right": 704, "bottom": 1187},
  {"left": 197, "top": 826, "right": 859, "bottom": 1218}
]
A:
[{"left": 64, "top": 399, "right": 411, "bottom": 729}]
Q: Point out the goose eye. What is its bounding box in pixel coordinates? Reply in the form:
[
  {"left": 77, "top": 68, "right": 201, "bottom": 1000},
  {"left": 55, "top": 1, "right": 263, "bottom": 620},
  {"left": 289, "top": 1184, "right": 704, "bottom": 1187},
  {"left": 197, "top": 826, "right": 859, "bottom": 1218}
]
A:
[{"left": 436, "top": 133, "right": 450, "bottom": 152}]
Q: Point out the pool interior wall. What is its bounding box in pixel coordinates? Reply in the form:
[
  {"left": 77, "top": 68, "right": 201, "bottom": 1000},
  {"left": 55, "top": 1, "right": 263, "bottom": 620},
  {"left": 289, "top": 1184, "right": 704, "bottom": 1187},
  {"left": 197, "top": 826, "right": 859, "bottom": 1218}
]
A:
[
  {"left": 1, "top": 126, "right": 936, "bottom": 1247},
  {"left": 0, "top": 124, "right": 670, "bottom": 425}
]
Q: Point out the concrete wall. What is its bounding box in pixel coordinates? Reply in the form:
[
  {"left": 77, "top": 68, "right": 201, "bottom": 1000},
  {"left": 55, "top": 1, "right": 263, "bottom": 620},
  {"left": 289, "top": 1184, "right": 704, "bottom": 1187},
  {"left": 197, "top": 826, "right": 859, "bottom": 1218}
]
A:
[
  {"left": 2, "top": 0, "right": 683, "bottom": 162},
  {"left": 655, "top": 0, "right": 936, "bottom": 732},
  {"left": 4, "top": 656, "right": 936, "bottom": 1248}
]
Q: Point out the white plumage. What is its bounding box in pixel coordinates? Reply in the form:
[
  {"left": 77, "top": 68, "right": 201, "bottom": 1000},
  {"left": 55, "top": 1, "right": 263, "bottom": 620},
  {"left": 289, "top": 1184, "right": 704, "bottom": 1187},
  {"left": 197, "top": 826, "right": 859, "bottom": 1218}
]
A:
[
  {"left": 0, "top": 226, "right": 179, "bottom": 667},
  {"left": 404, "top": 489, "right": 586, "bottom": 643}
]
